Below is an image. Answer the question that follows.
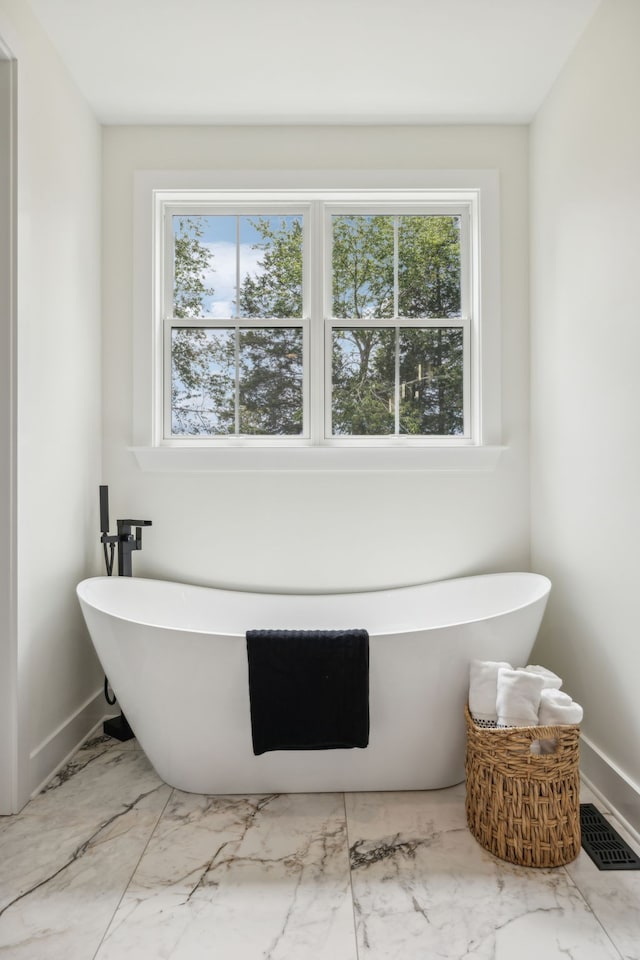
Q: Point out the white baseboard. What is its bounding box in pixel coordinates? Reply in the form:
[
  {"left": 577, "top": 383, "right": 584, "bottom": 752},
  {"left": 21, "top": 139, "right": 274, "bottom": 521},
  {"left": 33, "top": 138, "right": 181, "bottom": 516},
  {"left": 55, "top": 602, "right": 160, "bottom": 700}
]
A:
[
  {"left": 29, "top": 688, "right": 116, "bottom": 798},
  {"left": 580, "top": 733, "right": 640, "bottom": 845}
]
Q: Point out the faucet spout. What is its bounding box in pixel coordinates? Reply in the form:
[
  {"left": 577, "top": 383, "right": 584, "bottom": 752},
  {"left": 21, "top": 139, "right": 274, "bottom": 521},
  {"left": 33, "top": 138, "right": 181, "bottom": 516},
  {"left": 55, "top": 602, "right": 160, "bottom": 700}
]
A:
[{"left": 116, "top": 518, "right": 152, "bottom": 577}]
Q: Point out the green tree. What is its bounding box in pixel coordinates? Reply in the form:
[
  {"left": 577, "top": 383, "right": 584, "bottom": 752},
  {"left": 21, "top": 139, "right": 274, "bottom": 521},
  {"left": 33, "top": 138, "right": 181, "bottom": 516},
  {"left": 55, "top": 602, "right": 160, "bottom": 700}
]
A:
[
  {"left": 171, "top": 215, "right": 304, "bottom": 436},
  {"left": 235, "top": 217, "right": 304, "bottom": 435},
  {"left": 398, "top": 216, "right": 463, "bottom": 434},
  {"left": 331, "top": 215, "right": 463, "bottom": 435},
  {"left": 332, "top": 215, "right": 394, "bottom": 319},
  {"left": 239, "top": 217, "right": 303, "bottom": 319},
  {"left": 239, "top": 328, "right": 303, "bottom": 435},
  {"left": 330, "top": 216, "right": 395, "bottom": 434},
  {"left": 398, "top": 328, "right": 464, "bottom": 435},
  {"left": 170, "top": 218, "right": 235, "bottom": 435},
  {"left": 398, "top": 216, "right": 461, "bottom": 318},
  {"left": 173, "top": 216, "right": 214, "bottom": 319},
  {"left": 331, "top": 329, "right": 395, "bottom": 436},
  {"left": 170, "top": 210, "right": 464, "bottom": 437},
  {"left": 171, "top": 328, "right": 235, "bottom": 436}
]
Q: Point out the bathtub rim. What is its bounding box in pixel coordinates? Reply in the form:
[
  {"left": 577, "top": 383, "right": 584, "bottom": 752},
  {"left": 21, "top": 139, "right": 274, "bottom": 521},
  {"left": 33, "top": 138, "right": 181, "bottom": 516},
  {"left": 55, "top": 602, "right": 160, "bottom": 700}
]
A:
[{"left": 76, "top": 571, "right": 551, "bottom": 640}]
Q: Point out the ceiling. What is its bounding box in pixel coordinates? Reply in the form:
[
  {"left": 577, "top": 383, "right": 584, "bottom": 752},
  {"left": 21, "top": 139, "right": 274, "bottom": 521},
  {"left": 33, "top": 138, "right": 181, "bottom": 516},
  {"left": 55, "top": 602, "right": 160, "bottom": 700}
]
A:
[{"left": 27, "top": 0, "right": 602, "bottom": 125}]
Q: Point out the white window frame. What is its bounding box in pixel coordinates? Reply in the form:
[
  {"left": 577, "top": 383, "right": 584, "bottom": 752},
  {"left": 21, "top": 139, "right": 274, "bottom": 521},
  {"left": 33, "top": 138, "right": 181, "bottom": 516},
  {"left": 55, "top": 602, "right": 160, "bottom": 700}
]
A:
[
  {"left": 321, "top": 201, "right": 471, "bottom": 443},
  {"left": 132, "top": 170, "right": 503, "bottom": 472},
  {"left": 163, "top": 201, "right": 311, "bottom": 444}
]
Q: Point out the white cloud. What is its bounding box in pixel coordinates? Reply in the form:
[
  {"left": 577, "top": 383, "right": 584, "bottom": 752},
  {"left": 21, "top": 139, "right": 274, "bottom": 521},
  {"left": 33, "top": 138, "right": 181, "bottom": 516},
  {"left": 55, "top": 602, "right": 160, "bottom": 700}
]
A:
[
  {"left": 208, "top": 300, "right": 235, "bottom": 320},
  {"left": 202, "top": 241, "right": 265, "bottom": 317}
]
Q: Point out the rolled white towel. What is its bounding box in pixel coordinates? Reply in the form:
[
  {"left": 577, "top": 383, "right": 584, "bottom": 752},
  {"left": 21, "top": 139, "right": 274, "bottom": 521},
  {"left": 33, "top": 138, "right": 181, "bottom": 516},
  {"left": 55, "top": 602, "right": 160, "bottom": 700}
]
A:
[
  {"left": 496, "top": 667, "right": 545, "bottom": 727},
  {"left": 520, "top": 664, "right": 563, "bottom": 690},
  {"left": 468, "top": 660, "right": 512, "bottom": 727},
  {"left": 538, "top": 688, "right": 583, "bottom": 726}
]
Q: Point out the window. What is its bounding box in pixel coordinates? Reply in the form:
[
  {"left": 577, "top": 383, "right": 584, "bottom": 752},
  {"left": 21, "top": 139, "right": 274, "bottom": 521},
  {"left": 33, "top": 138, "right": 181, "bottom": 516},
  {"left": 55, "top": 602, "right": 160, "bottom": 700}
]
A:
[
  {"left": 133, "top": 171, "right": 501, "bottom": 470},
  {"left": 328, "top": 211, "right": 467, "bottom": 439},
  {"left": 168, "top": 211, "right": 306, "bottom": 438}
]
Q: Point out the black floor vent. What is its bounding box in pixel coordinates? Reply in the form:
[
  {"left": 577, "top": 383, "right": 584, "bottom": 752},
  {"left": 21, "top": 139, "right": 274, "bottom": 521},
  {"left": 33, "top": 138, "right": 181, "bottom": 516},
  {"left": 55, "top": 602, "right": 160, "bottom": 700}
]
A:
[{"left": 580, "top": 803, "right": 640, "bottom": 870}]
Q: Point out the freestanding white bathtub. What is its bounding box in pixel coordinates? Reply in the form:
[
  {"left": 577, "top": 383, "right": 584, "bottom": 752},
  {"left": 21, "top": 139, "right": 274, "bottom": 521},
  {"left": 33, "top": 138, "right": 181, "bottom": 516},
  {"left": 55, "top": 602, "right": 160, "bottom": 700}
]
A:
[{"left": 76, "top": 572, "right": 551, "bottom": 794}]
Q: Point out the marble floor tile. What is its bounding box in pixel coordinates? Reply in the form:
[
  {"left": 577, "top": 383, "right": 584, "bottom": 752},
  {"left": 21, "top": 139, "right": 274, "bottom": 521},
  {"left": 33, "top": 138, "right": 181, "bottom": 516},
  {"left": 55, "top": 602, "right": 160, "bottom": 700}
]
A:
[
  {"left": 0, "top": 737, "right": 171, "bottom": 960},
  {"left": 2, "top": 730, "right": 639, "bottom": 960},
  {"left": 41, "top": 732, "right": 140, "bottom": 794},
  {"left": 94, "top": 791, "right": 357, "bottom": 960},
  {"left": 566, "top": 812, "right": 640, "bottom": 960},
  {"left": 345, "top": 786, "right": 622, "bottom": 960}
]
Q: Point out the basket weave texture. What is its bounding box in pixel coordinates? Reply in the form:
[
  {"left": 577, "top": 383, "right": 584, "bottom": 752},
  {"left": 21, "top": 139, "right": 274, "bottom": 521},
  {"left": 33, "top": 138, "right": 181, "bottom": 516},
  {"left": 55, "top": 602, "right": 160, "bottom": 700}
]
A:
[{"left": 464, "top": 704, "right": 581, "bottom": 868}]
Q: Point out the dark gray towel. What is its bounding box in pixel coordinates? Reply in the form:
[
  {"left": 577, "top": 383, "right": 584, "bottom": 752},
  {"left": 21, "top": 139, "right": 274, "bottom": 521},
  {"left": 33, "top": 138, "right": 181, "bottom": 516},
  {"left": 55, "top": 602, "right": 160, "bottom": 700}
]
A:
[{"left": 246, "top": 629, "right": 369, "bottom": 755}]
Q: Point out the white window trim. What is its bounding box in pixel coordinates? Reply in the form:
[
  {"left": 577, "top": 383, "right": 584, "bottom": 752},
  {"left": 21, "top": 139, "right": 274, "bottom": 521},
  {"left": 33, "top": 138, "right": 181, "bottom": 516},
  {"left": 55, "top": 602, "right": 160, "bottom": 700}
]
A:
[{"left": 132, "top": 169, "right": 504, "bottom": 472}]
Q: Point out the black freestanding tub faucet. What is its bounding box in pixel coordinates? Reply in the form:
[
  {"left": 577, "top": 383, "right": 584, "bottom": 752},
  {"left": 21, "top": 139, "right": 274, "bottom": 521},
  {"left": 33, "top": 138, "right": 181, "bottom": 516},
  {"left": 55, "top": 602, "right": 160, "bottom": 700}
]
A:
[
  {"left": 98, "top": 485, "right": 152, "bottom": 740},
  {"left": 99, "top": 485, "right": 152, "bottom": 578}
]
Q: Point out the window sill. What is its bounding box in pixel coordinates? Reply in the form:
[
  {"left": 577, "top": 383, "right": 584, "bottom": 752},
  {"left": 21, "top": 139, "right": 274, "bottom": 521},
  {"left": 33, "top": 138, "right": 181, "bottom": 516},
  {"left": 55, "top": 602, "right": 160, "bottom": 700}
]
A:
[{"left": 129, "top": 445, "right": 506, "bottom": 473}]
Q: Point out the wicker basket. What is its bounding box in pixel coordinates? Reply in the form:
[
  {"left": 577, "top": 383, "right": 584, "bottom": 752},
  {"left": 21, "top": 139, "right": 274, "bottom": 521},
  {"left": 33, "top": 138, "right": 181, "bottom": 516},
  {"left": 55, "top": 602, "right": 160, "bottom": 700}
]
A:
[{"left": 464, "top": 704, "right": 581, "bottom": 868}]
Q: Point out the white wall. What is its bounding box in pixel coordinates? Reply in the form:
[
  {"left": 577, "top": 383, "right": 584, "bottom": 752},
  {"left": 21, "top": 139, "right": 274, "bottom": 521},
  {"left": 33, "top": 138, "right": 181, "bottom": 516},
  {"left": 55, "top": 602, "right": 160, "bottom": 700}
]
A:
[
  {"left": 0, "top": 0, "right": 103, "bottom": 808},
  {"left": 531, "top": 0, "right": 640, "bottom": 789},
  {"left": 103, "top": 126, "right": 530, "bottom": 594}
]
